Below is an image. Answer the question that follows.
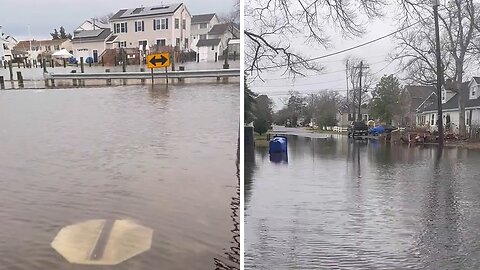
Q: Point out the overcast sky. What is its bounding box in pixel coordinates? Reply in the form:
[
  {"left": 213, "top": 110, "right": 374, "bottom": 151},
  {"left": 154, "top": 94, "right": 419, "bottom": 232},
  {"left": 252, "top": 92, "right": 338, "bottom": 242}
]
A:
[
  {"left": 248, "top": 13, "right": 401, "bottom": 109},
  {"left": 0, "top": 0, "right": 236, "bottom": 39}
]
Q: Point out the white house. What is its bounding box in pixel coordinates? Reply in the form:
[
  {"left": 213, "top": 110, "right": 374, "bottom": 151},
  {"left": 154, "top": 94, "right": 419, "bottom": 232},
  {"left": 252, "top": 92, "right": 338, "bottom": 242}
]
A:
[
  {"left": 416, "top": 77, "right": 480, "bottom": 133},
  {"left": 190, "top": 13, "right": 219, "bottom": 51},
  {"left": 0, "top": 29, "right": 17, "bottom": 61},
  {"left": 196, "top": 23, "right": 239, "bottom": 62},
  {"left": 0, "top": 36, "right": 6, "bottom": 62},
  {"left": 72, "top": 28, "right": 117, "bottom": 63},
  {"left": 110, "top": 3, "right": 192, "bottom": 52},
  {"left": 74, "top": 19, "right": 110, "bottom": 34}
]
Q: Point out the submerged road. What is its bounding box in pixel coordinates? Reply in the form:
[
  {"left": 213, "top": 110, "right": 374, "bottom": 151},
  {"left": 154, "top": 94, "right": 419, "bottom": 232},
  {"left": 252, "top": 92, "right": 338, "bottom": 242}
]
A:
[{"left": 269, "top": 125, "right": 334, "bottom": 139}]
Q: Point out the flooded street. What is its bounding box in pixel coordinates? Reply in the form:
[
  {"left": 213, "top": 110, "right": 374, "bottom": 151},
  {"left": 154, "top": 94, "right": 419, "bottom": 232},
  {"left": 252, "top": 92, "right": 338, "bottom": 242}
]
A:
[
  {"left": 245, "top": 134, "right": 480, "bottom": 269},
  {"left": 0, "top": 83, "right": 239, "bottom": 269}
]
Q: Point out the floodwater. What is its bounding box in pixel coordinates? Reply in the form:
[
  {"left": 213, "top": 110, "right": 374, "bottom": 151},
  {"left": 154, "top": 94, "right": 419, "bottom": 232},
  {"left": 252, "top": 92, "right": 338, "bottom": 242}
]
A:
[
  {"left": 0, "top": 83, "right": 239, "bottom": 270},
  {"left": 245, "top": 134, "right": 480, "bottom": 269},
  {"left": 0, "top": 60, "right": 240, "bottom": 81}
]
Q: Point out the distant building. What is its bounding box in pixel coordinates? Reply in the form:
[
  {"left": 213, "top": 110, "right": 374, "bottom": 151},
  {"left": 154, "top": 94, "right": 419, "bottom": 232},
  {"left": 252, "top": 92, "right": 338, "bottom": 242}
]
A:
[
  {"left": 110, "top": 3, "right": 192, "bottom": 54},
  {"left": 190, "top": 13, "right": 219, "bottom": 51},
  {"left": 0, "top": 27, "right": 18, "bottom": 61},
  {"left": 196, "top": 22, "right": 239, "bottom": 62},
  {"left": 14, "top": 39, "right": 72, "bottom": 61},
  {"left": 416, "top": 77, "right": 480, "bottom": 133}
]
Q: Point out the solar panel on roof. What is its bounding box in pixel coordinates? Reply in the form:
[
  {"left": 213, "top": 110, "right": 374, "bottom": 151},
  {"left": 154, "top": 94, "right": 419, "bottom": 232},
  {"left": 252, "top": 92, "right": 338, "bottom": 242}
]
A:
[
  {"left": 151, "top": 6, "right": 169, "bottom": 10},
  {"left": 75, "top": 29, "right": 104, "bottom": 38},
  {"left": 132, "top": 7, "right": 144, "bottom": 14}
]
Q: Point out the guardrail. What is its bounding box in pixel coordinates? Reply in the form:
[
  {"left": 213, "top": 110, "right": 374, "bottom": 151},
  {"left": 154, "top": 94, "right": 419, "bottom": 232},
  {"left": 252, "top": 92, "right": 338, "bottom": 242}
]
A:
[{"left": 44, "top": 69, "right": 240, "bottom": 80}]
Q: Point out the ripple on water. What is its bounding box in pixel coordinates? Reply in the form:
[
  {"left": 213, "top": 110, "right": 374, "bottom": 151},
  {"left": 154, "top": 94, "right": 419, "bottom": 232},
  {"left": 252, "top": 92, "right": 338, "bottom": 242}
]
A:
[{"left": 0, "top": 84, "right": 239, "bottom": 269}]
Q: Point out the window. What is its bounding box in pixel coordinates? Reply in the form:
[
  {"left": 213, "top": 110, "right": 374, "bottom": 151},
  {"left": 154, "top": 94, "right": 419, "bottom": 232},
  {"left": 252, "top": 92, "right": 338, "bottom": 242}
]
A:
[
  {"left": 200, "top": 23, "right": 207, "bottom": 29},
  {"left": 46, "top": 45, "right": 51, "bottom": 51},
  {"left": 176, "top": 38, "right": 180, "bottom": 47},
  {"left": 156, "top": 39, "right": 166, "bottom": 47},
  {"left": 175, "top": 18, "right": 180, "bottom": 29},
  {"left": 154, "top": 18, "right": 169, "bottom": 30},
  {"left": 431, "top": 114, "right": 435, "bottom": 125},
  {"left": 135, "top": 21, "right": 144, "bottom": 32},
  {"left": 54, "top": 45, "right": 60, "bottom": 50},
  {"left": 138, "top": 40, "right": 148, "bottom": 50},
  {"left": 118, "top": 41, "right": 127, "bottom": 48},
  {"left": 114, "top": 22, "right": 128, "bottom": 34},
  {"left": 199, "top": 34, "right": 207, "bottom": 40},
  {"left": 182, "top": 19, "right": 186, "bottom": 30},
  {"left": 184, "top": 38, "right": 188, "bottom": 49}
]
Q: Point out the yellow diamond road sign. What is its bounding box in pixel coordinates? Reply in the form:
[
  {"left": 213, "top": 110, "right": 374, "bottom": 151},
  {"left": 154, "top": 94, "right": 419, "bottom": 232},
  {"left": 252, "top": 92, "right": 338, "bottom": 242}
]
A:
[{"left": 147, "top": 52, "right": 170, "bottom": 68}]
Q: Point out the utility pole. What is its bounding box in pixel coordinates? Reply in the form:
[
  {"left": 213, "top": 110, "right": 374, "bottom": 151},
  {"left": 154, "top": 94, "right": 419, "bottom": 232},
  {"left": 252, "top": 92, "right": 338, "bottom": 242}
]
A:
[
  {"left": 353, "top": 61, "right": 369, "bottom": 121},
  {"left": 345, "top": 60, "right": 349, "bottom": 118},
  {"left": 433, "top": 0, "right": 444, "bottom": 147}
]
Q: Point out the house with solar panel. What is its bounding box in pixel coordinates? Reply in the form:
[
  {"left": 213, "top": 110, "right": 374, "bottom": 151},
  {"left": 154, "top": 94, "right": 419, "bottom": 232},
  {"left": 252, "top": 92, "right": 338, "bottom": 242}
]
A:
[
  {"left": 196, "top": 22, "right": 239, "bottom": 62},
  {"left": 71, "top": 21, "right": 117, "bottom": 64},
  {"left": 109, "top": 3, "right": 192, "bottom": 55},
  {"left": 190, "top": 13, "right": 219, "bottom": 51}
]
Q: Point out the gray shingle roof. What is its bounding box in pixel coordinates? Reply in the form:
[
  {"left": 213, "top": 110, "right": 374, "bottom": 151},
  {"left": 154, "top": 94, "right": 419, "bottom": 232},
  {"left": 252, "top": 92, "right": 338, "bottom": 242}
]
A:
[
  {"left": 196, "top": 38, "right": 221, "bottom": 47},
  {"left": 208, "top": 23, "right": 230, "bottom": 35},
  {"left": 404, "top": 85, "right": 436, "bottom": 111},
  {"left": 72, "top": 29, "right": 112, "bottom": 43},
  {"left": 421, "top": 81, "right": 480, "bottom": 112},
  {"left": 192, "top": 13, "right": 216, "bottom": 24},
  {"left": 110, "top": 3, "right": 182, "bottom": 21}
]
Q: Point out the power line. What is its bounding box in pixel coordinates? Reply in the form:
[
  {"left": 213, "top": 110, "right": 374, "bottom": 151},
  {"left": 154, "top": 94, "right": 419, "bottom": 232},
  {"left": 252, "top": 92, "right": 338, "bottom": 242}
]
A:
[
  {"left": 251, "top": 59, "right": 390, "bottom": 85},
  {"left": 256, "top": 21, "right": 421, "bottom": 71}
]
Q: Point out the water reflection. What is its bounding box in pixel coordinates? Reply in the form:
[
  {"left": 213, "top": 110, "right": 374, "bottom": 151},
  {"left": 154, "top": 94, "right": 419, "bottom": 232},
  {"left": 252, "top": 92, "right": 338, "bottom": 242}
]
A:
[{"left": 245, "top": 135, "right": 480, "bottom": 269}]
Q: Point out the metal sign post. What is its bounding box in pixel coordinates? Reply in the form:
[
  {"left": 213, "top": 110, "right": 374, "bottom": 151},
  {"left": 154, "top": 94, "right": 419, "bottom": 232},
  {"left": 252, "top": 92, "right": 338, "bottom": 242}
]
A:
[
  {"left": 165, "top": 67, "right": 168, "bottom": 85},
  {"left": 151, "top": 68, "right": 154, "bottom": 85}
]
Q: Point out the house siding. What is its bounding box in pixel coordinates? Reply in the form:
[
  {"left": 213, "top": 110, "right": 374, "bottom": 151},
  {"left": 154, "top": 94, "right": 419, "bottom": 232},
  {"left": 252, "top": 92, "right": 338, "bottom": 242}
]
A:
[{"left": 111, "top": 5, "right": 191, "bottom": 52}]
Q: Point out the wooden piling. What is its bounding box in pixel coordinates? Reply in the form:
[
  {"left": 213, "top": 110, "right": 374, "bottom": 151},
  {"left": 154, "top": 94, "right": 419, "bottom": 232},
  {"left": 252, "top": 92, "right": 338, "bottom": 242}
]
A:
[
  {"left": 140, "top": 68, "right": 145, "bottom": 85},
  {"left": 106, "top": 69, "right": 111, "bottom": 86},
  {"left": 17, "top": 72, "right": 24, "bottom": 88},
  {"left": 80, "top": 57, "right": 84, "bottom": 73},
  {"left": 42, "top": 59, "right": 47, "bottom": 73},
  {"left": 0, "top": 76, "right": 5, "bottom": 89},
  {"left": 8, "top": 61, "right": 13, "bottom": 81},
  {"left": 178, "top": 66, "right": 185, "bottom": 82},
  {"left": 71, "top": 70, "right": 78, "bottom": 86}
]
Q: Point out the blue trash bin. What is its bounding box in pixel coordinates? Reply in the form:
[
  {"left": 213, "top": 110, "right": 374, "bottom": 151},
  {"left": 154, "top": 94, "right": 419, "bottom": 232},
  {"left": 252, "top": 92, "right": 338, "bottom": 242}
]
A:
[{"left": 269, "top": 136, "right": 288, "bottom": 154}]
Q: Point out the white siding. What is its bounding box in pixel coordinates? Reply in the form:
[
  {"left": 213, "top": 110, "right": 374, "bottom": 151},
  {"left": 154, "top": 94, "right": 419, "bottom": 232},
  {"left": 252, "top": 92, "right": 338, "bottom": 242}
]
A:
[
  {"left": 111, "top": 5, "right": 191, "bottom": 51},
  {"left": 72, "top": 41, "right": 107, "bottom": 62},
  {"left": 198, "top": 45, "right": 219, "bottom": 62}
]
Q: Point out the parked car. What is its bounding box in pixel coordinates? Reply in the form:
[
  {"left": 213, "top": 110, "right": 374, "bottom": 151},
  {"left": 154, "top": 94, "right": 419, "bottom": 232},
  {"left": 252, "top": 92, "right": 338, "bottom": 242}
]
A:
[{"left": 347, "top": 121, "right": 369, "bottom": 138}]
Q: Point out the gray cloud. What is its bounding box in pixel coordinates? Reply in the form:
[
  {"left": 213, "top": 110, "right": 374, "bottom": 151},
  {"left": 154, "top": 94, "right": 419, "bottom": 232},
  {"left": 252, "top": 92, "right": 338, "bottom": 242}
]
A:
[{"left": 0, "top": 0, "right": 236, "bottom": 39}]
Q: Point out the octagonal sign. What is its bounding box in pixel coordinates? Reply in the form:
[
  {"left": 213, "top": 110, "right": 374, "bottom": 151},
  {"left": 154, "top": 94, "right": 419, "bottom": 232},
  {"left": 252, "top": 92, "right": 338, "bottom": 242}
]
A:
[{"left": 51, "top": 219, "right": 153, "bottom": 265}]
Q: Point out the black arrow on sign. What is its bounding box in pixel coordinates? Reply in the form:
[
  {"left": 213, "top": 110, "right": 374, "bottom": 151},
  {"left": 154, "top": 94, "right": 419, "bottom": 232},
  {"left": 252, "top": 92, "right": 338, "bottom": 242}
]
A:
[{"left": 149, "top": 55, "right": 168, "bottom": 66}]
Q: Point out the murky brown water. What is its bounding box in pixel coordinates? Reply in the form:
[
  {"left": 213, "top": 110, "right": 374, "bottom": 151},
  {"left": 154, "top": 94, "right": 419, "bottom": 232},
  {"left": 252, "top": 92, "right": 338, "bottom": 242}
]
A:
[
  {"left": 0, "top": 83, "right": 239, "bottom": 269},
  {"left": 245, "top": 135, "right": 480, "bottom": 269}
]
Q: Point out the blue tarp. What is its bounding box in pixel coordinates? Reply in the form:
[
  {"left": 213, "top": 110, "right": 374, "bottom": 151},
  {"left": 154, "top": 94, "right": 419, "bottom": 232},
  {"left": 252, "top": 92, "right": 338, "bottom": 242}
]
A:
[{"left": 370, "top": 126, "right": 385, "bottom": 135}]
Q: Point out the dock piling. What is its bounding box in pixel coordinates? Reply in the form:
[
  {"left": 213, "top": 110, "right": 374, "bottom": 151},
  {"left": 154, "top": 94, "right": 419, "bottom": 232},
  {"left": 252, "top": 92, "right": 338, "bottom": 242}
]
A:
[{"left": 17, "top": 72, "right": 24, "bottom": 88}]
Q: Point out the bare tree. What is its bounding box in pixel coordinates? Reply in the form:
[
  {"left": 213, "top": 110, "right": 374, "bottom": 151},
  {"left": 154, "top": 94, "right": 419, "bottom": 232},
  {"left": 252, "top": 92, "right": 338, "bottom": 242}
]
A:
[
  {"left": 343, "top": 56, "right": 375, "bottom": 117},
  {"left": 245, "top": 0, "right": 385, "bottom": 78},
  {"left": 392, "top": 0, "right": 480, "bottom": 137}
]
